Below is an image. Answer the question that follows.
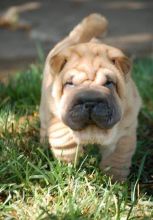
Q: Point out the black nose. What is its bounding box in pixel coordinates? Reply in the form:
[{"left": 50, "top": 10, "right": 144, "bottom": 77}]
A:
[{"left": 84, "top": 102, "right": 96, "bottom": 111}]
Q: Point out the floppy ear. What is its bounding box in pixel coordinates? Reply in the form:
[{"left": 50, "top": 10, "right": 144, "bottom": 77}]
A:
[
  {"left": 50, "top": 53, "right": 67, "bottom": 75},
  {"left": 108, "top": 49, "right": 132, "bottom": 77},
  {"left": 112, "top": 56, "right": 131, "bottom": 76}
]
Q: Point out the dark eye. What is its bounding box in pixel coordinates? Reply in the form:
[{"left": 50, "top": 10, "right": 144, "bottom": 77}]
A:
[
  {"left": 104, "top": 81, "right": 115, "bottom": 88},
  {"left": 64, "top": 81, "right": 74, "bottom": 88}
]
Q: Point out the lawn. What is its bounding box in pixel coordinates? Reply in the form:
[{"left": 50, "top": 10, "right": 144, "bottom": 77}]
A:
[{"left": 0, "top": 58, "right": 153, "bottom": 220}]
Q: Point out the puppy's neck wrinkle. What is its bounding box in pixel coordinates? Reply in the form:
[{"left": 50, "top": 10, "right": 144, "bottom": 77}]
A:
[{"left": 48, "top": 117, "right": 80, "bottom": 162}]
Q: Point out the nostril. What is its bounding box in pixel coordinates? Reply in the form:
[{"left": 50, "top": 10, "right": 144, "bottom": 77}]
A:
[{"left": 84, "top": 102, "right": 96, "bottom": 110}]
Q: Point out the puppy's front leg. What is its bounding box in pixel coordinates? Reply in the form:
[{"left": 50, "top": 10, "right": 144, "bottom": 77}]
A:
[
  {"left": 40, "top": 109, "right": 51, "bottom": 144},
  {"left": 39, "top": 92, "right": 52, "bottom": 144},
  {"left": 100, "top": 135, "right": 136, "bottom": 181},
  {"left": 48, "top": 118, "right": 82, "bottom": 162}
]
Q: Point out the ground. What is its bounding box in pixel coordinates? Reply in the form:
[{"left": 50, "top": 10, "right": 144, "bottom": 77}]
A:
[{"left": 0, "top": 57, "right": 153, "bottom": 219}]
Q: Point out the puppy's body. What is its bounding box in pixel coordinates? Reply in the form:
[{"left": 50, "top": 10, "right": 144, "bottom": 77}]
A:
[{"left": 40, "top": 14, "right": 141, "bottom": 181}]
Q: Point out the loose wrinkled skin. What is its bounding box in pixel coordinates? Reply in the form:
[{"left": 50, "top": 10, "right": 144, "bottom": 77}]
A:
[{"left": 39, "top": 14, "right": 141, "bottom": 181}]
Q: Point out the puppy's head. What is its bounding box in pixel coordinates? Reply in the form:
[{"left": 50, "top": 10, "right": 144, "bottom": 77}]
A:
[{"left": 48, "top": 43, "right": 131, "bottom": 144}]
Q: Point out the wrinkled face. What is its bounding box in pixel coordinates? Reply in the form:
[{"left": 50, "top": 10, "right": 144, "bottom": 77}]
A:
[{"left": 50, "top": 43, "right": 130, "bottom": 135}]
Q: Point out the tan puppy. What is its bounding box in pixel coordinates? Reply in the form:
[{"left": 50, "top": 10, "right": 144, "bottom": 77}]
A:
[{"left": 39, "top": 14, "right": 141, "bottom": 181}]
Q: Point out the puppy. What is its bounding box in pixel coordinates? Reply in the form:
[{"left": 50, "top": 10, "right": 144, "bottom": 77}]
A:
[{"left": 39, "top": 14, "right": 141, "bottom": 181}]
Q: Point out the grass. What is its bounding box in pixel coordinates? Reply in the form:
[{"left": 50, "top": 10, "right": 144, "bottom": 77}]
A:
[{"left": 0, "top": 58, "right": 153, "bottom": 219}]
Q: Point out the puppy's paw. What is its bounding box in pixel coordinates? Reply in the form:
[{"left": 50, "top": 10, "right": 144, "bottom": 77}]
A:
[{"left": 100, "top": 162, "right": 129, "bottom": 182}]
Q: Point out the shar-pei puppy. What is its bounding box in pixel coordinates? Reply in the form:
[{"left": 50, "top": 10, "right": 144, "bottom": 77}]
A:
[{"left": 39, "top": 14, "right": 141, "bottom": 181}]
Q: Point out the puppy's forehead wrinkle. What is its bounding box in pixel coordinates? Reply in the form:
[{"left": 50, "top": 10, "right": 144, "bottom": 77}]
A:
[
  {"left": 77, "top": 58, "right": 96, "bottom": 80},
  {"left": 62, "top": 45, "right": 117, "bottom": 84},
  {"left": 64, "top": 42, "right": 123, "bottom": 60}
]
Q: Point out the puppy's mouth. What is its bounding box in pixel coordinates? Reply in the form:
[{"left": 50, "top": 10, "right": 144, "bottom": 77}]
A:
[{"left": 62, "top": 90, "right": 121, "bottom": 131}]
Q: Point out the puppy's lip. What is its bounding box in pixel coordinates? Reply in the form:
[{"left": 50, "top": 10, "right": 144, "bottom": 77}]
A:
[
  {"left": 62, "top": 118, "right": 88, "bottom": 131},
  {"left": 71, "top": 123, "right": 113, "bottom": 131},
  {"left": 63, "top": 117, "right": 114, "bottom": 131},
  {"left": 64, "top": 104, "right": 120, "bottom": 131}
]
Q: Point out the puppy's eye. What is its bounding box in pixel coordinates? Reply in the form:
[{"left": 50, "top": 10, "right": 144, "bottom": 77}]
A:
[
  {"left": 104, "top": 81, "right": 115, "bottom": 88},
  {"left": 64, "top": 81, "right": 74, "bottom": 88}
]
